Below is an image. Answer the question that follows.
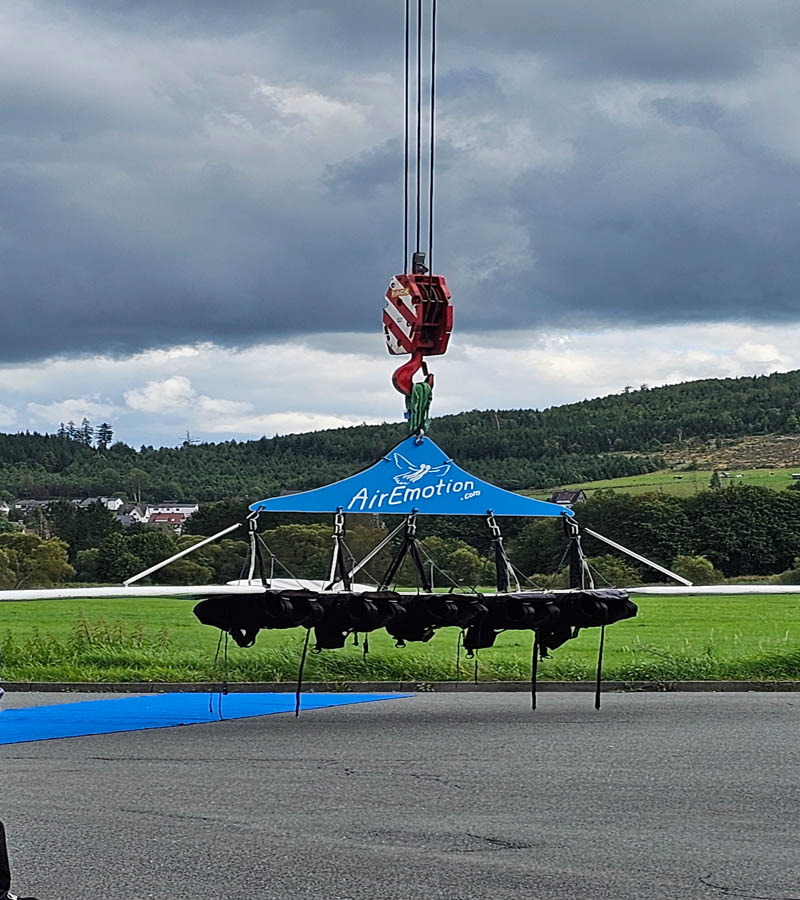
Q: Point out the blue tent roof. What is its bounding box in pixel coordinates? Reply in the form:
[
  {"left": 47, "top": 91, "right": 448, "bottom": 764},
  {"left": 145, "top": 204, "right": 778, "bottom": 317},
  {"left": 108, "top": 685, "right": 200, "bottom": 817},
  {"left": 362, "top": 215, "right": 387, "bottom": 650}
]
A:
[{"left": 250, "top": 435, "right": 573, "bottom": 518}]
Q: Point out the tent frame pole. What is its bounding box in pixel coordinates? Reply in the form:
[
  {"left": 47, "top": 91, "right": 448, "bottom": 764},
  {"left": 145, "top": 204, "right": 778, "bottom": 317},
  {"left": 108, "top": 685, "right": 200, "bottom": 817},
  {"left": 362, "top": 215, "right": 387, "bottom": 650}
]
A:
[{"left": 583, "top": 526, "right": 691, "bottom": 586}]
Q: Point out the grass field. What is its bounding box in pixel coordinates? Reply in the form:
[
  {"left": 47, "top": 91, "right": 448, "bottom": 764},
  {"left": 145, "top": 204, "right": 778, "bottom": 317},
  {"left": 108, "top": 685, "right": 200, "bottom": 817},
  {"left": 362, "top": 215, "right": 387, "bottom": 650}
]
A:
[
  {"left": 529, "top": 467, "right": 800, "bottom": 500},
  {"left": 2, "top": 594, "right": 800, "bottom": 683}
]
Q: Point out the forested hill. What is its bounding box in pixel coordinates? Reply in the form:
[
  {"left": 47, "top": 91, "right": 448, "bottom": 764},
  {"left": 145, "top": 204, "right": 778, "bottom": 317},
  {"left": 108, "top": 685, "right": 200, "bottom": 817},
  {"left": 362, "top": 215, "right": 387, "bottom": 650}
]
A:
[{"left": 3, "top": 368, "right": 800, "bottom": 501}]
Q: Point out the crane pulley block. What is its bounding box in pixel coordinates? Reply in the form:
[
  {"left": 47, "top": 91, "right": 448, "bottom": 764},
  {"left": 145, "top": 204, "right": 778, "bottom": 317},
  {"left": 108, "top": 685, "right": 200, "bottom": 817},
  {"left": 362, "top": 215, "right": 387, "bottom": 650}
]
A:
[{"left": 383, "top": 273, "right": 453, "bottom": 358}]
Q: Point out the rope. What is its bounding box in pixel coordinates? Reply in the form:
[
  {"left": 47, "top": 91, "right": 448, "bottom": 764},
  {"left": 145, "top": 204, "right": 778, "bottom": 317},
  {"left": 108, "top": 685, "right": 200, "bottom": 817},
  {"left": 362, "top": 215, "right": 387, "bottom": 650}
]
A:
[
  {"left": 415, "top": 0, "right": 423, "bottom": 253},
  {"left": 404, "top": 0, "right": 410, "bottom": 271},
  {"left": 256, "top": 534, "right": 304, "bottom": 588},
  {"left": 209, "top": 630, "right": 228, "bottom": 720},
  {"left": 415, "top": 538, "right": 473, "bottom": 592},
  {"left": 340, "top": 539, "right": 381, "bottom": 588},
  {"left": 427, "top": 0, "right": 437, "bottom": 276},
  {"left": 509, "top": 561, "right": 546, "bottom": 592}
]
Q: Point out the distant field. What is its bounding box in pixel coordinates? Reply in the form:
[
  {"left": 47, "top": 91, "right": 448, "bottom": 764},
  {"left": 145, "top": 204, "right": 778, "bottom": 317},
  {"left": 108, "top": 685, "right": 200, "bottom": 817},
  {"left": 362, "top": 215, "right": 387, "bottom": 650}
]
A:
[
  {"left": 2, "top": 594, "right": 799, "bottom": 683},
  {"left": 530, "top": 467, "right": 800, "bottom": 499}
]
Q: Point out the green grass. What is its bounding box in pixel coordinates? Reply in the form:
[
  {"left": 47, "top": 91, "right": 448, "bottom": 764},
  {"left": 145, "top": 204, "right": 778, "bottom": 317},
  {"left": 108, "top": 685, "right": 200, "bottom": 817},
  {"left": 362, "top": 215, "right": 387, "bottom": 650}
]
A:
[
  {"left": 2, "top": 594, "right": 800, "bottom": 683},
  {"left": 528, "top": 467, "right": 800, "bottom": 499}
]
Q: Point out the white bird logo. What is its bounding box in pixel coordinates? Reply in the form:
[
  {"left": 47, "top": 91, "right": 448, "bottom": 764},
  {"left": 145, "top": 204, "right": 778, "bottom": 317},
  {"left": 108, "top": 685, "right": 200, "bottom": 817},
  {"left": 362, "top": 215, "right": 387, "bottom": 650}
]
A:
[{"left": 392, "top": 454, "right": 451, "bottom": 485}]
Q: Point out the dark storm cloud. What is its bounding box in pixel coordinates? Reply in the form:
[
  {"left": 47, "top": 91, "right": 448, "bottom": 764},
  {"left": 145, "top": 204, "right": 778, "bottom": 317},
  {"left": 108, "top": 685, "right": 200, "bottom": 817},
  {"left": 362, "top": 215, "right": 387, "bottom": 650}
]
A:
[
  {"left": 504, "top": 104, "right": 800, "bottom": 330},
  {"left": 3, "top": 0, "right": 800, "bottom": 362}
]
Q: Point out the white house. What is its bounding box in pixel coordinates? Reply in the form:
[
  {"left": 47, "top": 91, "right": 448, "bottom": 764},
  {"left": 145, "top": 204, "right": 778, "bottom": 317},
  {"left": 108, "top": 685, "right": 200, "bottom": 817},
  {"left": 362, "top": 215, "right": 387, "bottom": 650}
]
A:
[
  {"left": 114, "top": 503, "right": 148, "bottom": 528},
  {"left": 80, "top": 496, "right": 125, "bottom": 511},
  {"left": 145, "top": 501, "right": 199, "bottom": 518}
]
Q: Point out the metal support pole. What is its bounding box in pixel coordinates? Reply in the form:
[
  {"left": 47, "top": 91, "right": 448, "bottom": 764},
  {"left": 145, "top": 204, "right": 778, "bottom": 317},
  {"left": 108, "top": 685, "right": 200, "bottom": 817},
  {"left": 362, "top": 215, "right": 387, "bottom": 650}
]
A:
[
  {"left": 564, "top": 516, "right": 593, "bottom": 589},
  {"left": 583, "top": 527, "right": 692, "bottom": 586},
  {"left": 123, "top": 522, "right": 242, "bottom": 586}
]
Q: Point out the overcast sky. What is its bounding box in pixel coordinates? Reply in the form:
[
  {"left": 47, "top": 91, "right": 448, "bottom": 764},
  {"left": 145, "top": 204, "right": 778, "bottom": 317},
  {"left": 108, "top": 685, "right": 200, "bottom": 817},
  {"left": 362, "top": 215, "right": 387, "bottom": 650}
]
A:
[{"left": 2, "top": 0, "right": 800, "bottom": 446}]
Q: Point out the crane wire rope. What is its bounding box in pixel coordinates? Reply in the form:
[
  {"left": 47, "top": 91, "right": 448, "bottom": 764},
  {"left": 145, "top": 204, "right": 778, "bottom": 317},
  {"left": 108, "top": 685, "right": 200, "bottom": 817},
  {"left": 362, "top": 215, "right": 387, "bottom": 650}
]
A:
[
  {"left": 403, "top": 0, "right": 438, "bottom": 270},
  {"left": 427, "top": 0, "right": 437, "bottom": 277},
  {"left": 403, "top": 0, "right": 410, "bottom": 271},
  {"left": 415, "top": 0, "right": 423, "bottom": 256}
]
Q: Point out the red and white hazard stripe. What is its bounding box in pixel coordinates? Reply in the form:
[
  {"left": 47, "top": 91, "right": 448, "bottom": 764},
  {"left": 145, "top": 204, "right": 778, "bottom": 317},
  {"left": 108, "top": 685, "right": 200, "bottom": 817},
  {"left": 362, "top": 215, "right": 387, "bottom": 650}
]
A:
[{"left": 383, "top": 276, "right": 418, "bottom": 355}]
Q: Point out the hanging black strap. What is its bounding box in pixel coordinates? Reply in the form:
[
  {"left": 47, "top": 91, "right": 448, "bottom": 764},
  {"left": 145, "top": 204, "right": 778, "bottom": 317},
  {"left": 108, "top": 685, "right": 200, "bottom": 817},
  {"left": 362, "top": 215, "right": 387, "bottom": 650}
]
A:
[
  {"left": 594, "top": 624, "right": 605, "bottom": 710},
  {"left": 335, "top": 539, "right": 352, "bottom": 590},
  {"left": 531, "top": 631, "right": 539, "bottom": 711},
  {"left": 0, "top": 820, "right": 11, "bottom": 894},
  {"left": 295, "top": 628, "right": 312, "bottom": 718}
]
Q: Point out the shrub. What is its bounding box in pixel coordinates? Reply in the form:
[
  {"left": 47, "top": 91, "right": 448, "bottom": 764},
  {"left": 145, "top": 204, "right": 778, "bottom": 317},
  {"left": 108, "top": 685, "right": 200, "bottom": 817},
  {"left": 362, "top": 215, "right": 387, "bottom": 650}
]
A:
[{"left": 671, "top": 554, "right": 724, "bottom": 585}]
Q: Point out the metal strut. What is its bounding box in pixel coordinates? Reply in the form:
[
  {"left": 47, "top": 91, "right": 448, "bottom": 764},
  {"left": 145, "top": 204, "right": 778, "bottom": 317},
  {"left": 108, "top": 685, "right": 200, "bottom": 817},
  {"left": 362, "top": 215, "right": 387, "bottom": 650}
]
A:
[
  {"left": 486, "top": 511, "right": 519, "bottom": 593},
  {"left": 247, "top": 511, "right": 271, "bottom": 587},
  {"left": 325, "top": 508, "right": 352, "bottom": 592},
  {"left": 378, "top": 512, "right": 431, "bottom": 591},
  {"left": 563, "top": 516, "right": 594, "bottom": 589}
]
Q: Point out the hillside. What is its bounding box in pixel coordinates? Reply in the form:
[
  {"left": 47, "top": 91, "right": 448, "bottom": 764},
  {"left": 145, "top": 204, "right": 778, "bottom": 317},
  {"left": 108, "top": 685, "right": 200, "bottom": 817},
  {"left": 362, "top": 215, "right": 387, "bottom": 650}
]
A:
[
  {"left": 531, "top": 466, "right": 800, "bottom": 501},
  {"left": 661, "top": 433, "right": 800, "bottom": 469},
  {"left": 2, "top": 368, "right": 800, "bottom": 501}
]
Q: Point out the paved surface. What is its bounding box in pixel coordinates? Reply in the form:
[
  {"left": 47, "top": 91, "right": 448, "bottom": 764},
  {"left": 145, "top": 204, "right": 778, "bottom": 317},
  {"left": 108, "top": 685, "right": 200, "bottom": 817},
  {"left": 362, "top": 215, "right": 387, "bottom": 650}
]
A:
[{"left": 1, "top": 691, "right": 799, "bottom": 899}]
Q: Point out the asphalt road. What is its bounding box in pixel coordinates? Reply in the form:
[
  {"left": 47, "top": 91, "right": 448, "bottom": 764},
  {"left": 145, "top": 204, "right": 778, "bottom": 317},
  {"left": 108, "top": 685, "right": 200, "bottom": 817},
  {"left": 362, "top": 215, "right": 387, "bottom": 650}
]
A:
[{"left": 1, "top": 691, "right": 799, "bottom": 900}]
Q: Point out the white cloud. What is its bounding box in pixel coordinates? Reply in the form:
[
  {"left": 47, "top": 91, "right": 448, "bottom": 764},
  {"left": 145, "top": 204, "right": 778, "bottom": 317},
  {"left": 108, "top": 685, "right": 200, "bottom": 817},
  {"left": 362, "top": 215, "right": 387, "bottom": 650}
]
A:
[
  {"left": 124, "top": 376, "right": 196, "bottom": 413},
  {"left": 0, "top": 404, "right": 16, "bottom": 427},
  {"left": 200, "top": 411, "right": 385, "bottom": 436},
  {"left": 734, "top": 341, "right": 789, "bottom": 368},
  {"left": 124, "top": 374, "right": 252, "bottom": 424},
  {"left": 26, "top": 396, "right": 121, "bottom": 428},
  {"left": 3, "top": 321, "right": 800, "bottom": 447}
]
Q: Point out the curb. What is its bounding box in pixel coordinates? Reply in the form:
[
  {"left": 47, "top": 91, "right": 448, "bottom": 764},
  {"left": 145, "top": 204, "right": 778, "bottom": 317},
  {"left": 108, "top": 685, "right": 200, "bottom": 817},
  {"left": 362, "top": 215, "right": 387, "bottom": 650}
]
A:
[{"left": 4, "top": 680, "right": 800, "bottom": 693}]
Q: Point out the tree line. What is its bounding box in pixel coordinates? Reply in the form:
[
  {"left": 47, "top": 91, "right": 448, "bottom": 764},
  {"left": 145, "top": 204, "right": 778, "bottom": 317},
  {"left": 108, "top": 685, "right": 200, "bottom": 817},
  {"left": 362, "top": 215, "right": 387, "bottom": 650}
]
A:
[
  {"left": 6, "top": 367, "right": 800, "bottom": 501},
  {"left": 3, "top": 481, "right": 800, "bottom": 589}
]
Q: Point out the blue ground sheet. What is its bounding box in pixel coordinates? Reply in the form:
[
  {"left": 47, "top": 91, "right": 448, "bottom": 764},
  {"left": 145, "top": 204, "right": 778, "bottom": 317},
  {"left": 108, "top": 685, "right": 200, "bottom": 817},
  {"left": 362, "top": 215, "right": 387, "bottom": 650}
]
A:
[{"left": 0, "top": 692, "right": 411, "bottom": 745}]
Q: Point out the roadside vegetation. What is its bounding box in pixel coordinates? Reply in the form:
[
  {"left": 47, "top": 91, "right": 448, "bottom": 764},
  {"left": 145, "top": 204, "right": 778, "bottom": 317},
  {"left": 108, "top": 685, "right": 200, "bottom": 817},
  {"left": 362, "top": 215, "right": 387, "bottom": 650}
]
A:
[{"left": 2, "top": 595, "right": 800, "bottom": 684}]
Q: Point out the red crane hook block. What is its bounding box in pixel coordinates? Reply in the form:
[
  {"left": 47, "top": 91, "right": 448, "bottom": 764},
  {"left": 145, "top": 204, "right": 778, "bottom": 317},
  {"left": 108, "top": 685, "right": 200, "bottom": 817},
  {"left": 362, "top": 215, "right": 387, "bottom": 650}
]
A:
[{"left": 383, "top": 272, "right": 453, "bottom": 396}]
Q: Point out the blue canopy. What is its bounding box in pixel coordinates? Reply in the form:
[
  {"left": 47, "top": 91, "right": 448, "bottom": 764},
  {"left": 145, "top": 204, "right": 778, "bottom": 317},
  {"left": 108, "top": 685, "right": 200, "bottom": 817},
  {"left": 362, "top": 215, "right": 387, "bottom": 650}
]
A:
[{"left": 250, "top": 435, "right": 573, "bottom": 518}]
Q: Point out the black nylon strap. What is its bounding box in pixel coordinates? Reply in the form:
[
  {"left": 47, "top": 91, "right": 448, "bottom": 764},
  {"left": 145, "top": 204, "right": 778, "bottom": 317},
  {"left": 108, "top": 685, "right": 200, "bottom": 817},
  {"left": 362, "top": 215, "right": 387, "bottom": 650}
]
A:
[
  {"left": 335, "top": 535, "right": 352, "bottom": 590},
  {"left": 0, "top": 821, "right": 10, "bottom": 893}
]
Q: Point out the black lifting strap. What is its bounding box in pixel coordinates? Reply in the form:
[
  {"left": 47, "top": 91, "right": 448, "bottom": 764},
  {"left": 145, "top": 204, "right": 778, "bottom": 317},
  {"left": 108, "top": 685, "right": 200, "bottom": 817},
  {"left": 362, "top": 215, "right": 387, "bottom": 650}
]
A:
[
  {"left": 295, "top": 627, "right": 311, "bottom": 718},
  {"left": 249, "top": 513, "right": 269, "bottom": 587},
  {"left": 379, "top": 513, "right": 431, "bottom": 591},
  {"left": 563, "top": 515, "right": 588, "bottom": 590},
  {"left": 487, "top": 511, "right": 513, "bottom": 593},
  {"left": 333, "top": 510, "right": 352, "bottom": 591},
  {"left": 531, "top": 631, "right": 539, "bottom": 711},
  {"left": 0, "top": 820, "right": 38, "bottom": 899},
  {"left": 595, "top": 624, "right": 605, "bottom": 711},
  {"left": 0, "top": 821, "right": 10, "bottom": 894}
]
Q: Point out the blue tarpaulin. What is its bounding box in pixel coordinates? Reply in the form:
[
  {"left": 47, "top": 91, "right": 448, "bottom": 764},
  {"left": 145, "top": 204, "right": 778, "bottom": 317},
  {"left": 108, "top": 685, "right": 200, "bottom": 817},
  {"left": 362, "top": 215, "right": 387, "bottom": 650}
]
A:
[
  {"left": 250, "top": 435, "right": 573, "bottom": 517},
  {"left": 0, "top": 693, "right": 411, "bottom": 745}
]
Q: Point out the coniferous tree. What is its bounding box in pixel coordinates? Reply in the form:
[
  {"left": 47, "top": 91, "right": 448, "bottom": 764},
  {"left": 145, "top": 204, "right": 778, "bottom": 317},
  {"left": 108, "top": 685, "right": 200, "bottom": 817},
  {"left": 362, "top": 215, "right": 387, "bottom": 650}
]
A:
[
  {"left": 80, "top": 418, "right": 93, "bottom": 445},
  {"left": 95, "top": 422, "right": 114, "bottom": 451}
]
